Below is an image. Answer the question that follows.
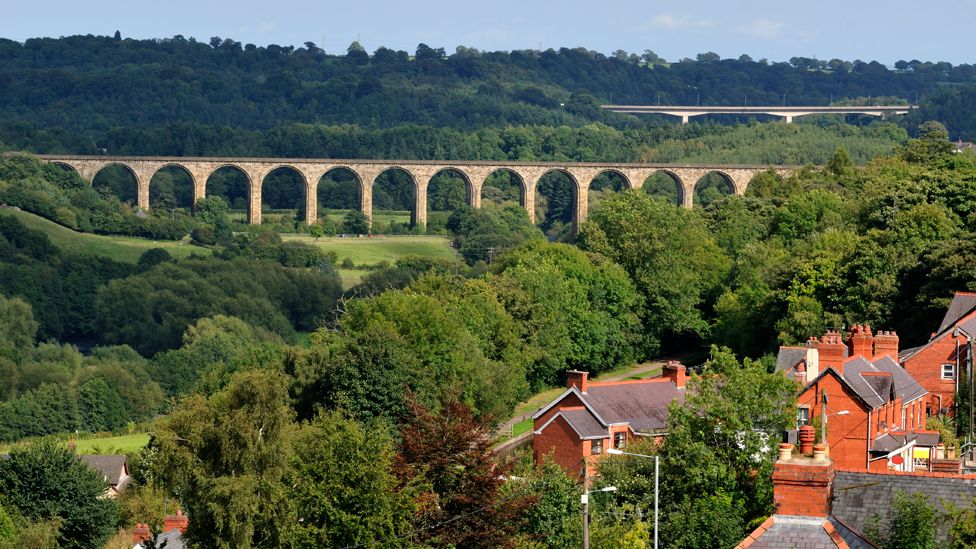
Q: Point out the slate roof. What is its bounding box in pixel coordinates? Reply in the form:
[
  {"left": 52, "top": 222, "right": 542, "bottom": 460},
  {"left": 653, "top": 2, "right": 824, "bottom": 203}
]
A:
[
  {"left": 584, "top": 381, "right": 684, "bottom": 433},
  {"left": 533, "top": 378, "right": 684, "bottom": 439},
  {"left": 913, "top": 431, "right": 941, "bottom": 446},
  {"left": 871, "top": 433, "right": 908, "bottom": 453},
  {"left": 938, "top": 292, "right": 976, "bottom": 333},
  {"left": 864, "top": 374, "right": 893, "bottom": 403},
  {"left": 740, "top": 515, "right": 877, "bottom": 548},
  {"left": 871, "top": 429, "right": 941, "bottom": 453},
  {"left": 559, "top": 409, "right": 607, "bottom": 439},
  {"left": 137, "top": 529, "right": 185, "bottom": 549},
  {"left": 959, "top": 314, "right": 976, "bottom": 338},
  {"left": 841, "top": 356, "right": 927, "bottom": 409},
  {"left": 776, "top": 346, "right": 807, "bottom": 373},
  {"left": 871, "top": 355, "right": 928, "bottom": 403},
  {"left": 833, "top": 470, "right": 976, "bottom": 544},
  {"left": 79, "top": 455, "right": 128, "bottom": 486},
  {"left": 898, "top": 344, "right": 924, "bottom": 361},
  {"left": 840, "top": 358, "right": 888, "bottom": 408}
]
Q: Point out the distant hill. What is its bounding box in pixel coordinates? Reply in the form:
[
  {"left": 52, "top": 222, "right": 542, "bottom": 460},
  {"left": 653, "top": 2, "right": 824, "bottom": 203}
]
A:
[{"left": 0, "top": 33, "right": 972, "bottom": 154}]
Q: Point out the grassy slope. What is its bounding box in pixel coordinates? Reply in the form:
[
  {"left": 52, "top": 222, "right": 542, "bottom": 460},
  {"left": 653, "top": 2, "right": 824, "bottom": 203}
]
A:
[
  {"left": 282, "top": 234, "right": 457, "bottom": 265},
  {"left": 0, "top": 209, "right": 207, "bottom": 263}
]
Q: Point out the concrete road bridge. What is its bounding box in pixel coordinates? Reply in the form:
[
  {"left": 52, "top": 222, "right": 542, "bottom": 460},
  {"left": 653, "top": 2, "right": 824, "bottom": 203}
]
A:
[
  {"left": 602, "top": 104, "right": 913, "bottom": 124},
  {"left": 35, "top": 155, "right": 796, "bottom": 230}
]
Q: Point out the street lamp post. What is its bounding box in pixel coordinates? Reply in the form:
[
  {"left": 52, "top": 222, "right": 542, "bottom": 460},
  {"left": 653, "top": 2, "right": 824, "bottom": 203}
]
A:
[
  {"left": 582, "top": 484, "right": 616, "bottom": 549},
  {"left": 607, "top": 448, "right": 659, "bottom": 549}
]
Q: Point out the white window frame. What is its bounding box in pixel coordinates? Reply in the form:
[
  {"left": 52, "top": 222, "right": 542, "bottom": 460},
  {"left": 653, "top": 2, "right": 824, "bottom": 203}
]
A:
[
  {"left": 797, "top": 407, "right": 811, "bottom": 427},
  {"left": 614, "top": 432, "right": 626, "bottom": 449},
  {"left": 942, "top": 363, "right": 956, "bottom": 380},
  {"left": 591, "top": 439, "right": 603, "bottom": 455}
]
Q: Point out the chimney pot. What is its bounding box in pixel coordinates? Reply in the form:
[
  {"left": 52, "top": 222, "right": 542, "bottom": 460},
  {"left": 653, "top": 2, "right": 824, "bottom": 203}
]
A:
[
  {"left": 778, "top": 443, "right": 794, "bottom": 461},
  {"left": 799, "top": 425, "right": 816, "bottom": 455}
]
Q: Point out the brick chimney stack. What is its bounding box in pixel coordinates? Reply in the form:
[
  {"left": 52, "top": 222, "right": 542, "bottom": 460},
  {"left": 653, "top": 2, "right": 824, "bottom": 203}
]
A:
[
  {"left": 566, "top": 370, "right": 588, "bottom": 393},
  {"left": 162, "top": 510, "right": 189, "bottom": 534},
  {"left": 662, "top": 361, "right": 687, "bottom": 389},
  {"left": 815, "top": 332, "right": 847, "bottom": 374},
  {"left": 873, "top": 330, "right": 900, "bottom": 360},
  {"left": 847, "top": 324, "right": 873, "bottom": 359},
  {"left": 771, "top": 444, "right": 835, "bottom": 517},
  {"left": 132, "top": 523, "right": 151, "bottom": 544}
]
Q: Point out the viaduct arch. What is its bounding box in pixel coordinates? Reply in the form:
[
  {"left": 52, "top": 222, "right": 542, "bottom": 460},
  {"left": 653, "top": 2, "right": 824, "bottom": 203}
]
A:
[{"left": 38, "top": 155, "right": 796, "bottom": 232}]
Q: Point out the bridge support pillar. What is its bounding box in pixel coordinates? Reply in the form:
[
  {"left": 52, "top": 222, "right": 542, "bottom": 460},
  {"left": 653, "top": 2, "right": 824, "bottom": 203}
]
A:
[
  {"left": 248, "top": 181, "right": 262, "bottom": 225},
  {"left": 465, "top": 167, "right": 495, "bottom": 210},
  {"left": 246, "top": 166, "right": 271, "bottom": 225},
  {"left": 784, "top": 115, "right": 794, "bottom": 123},
  {"left": 305, "top": 180, "right": 318, "bottom": 225},
  {"left": 361, "top": 185, "right": 373, "bottom": 232},
  {"left": 414, "top": 181, "right": 428, "bottom": 231},
  {"left": 681, "top": 184, "right": 695, "bottom": 209},
  {"left": 137, "top": 178, "right": 150, "bottom": 211},
  {"left": 470, "top": 185, "right": 482, "bottom": 209},
  {"left": 681, "top": 115, "right": 689, "bottom": 125},
  {"left": 192, "top": 178, "right": 207, "bottom": 209},
  {"left": 358, "top": 167, "right": 384, "bottom": 233}
]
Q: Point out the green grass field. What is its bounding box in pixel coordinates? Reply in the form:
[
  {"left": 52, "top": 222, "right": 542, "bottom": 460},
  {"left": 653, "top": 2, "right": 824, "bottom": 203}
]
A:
[
  {"left": 226, "top": 209, "right": 413, "bottom": 229},
  {"left": 0, "top": 209, "right": 208, "bottom": 263},
  {"left": 73, "top": 433, "right": 151, "bottom": 454},
  {"left": 282, "top": 234, "right": 458, "bottom": 289},
  {"left": 320, "top": 209, "right": 412, "bottom": 228},
  {"left": 0, "top": 432, "right": 151, "bottom": 455},
  {"left": 283, "top": 234, "right": 457, "bottom": 266}
]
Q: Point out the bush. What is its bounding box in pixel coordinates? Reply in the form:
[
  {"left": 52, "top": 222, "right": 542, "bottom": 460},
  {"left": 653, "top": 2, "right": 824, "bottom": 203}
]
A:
[
  {"left": 341, "top": 210, "right": 369, "bottom": 235},
  {"left": 191, "top": 226, "right": 216, "bottom": 246}
]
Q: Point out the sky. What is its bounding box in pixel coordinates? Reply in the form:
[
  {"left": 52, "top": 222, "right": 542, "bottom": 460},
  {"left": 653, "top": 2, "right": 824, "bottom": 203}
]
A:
[{"left": 2, "top": 0, "right": 974, "bottom": 65}]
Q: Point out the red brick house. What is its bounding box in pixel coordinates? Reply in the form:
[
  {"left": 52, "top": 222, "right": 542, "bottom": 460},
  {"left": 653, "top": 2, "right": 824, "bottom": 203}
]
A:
[
  {"left": 900, "top": 291, "right": 976, "bottom": 417},
  {"left": 531, "top": 363, "right": 686, "bottom": 478},
  {"left": 777, "top": 326, "right": 937, "bottom": 472}
]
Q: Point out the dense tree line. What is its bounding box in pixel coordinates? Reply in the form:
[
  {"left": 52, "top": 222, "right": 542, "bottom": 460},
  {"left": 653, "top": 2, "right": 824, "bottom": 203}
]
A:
[
  {"left": 2, "top": 34, "right": 976, "bottom": 138},
  {"left": 0, "top": 294, "right": 163, "bottom": 441},
  {"left": 0, "top": 213, "right": 134, "bottom": 340},
  {"left": 578, "top": 124, "right": 976, "bottom": 358}
]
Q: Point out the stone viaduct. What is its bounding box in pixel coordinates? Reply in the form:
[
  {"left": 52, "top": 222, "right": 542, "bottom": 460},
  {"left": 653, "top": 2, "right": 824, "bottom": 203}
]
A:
[{"left": 36, "top": 155, "right": 795, "bottom": 230}]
